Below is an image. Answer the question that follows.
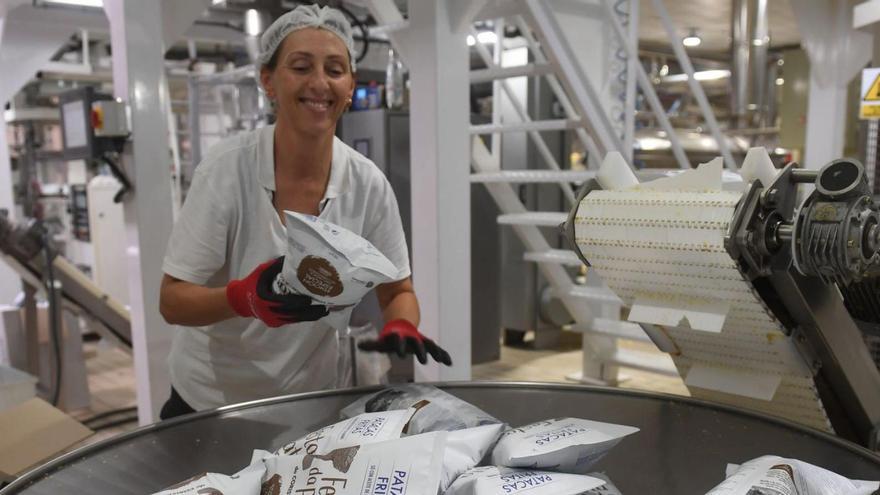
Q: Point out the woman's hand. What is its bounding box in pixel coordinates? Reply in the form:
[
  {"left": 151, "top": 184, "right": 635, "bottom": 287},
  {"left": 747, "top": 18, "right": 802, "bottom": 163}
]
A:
[
  {"left": 226, "top": 256, "right": 329, "bottom": 327},
  {"left": 358, "top": 319, "right": 452, "bottom": 365},
  {"left": 358, "top": 278, "right": 452, "bottom": 366}
]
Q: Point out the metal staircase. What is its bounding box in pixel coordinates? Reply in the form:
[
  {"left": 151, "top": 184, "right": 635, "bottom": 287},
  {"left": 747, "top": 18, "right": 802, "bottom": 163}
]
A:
[{"left": 468, "top": 0, "right": 732, "bottom": 383}]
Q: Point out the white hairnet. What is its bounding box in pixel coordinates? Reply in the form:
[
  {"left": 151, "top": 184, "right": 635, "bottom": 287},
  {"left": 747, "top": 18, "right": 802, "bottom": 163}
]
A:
[{"left": 258, "top": 4, "right": 356, "bottom": 72}]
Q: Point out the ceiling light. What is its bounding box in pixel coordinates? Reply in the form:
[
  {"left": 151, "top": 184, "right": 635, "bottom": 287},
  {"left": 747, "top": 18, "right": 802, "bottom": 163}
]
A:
[
  {"left": 659, "top": 64, "right": 669, "bottom": 77},
  {"left": 662, "top": 69, "right": 730, "bottom": 83},
  {"left": 775, "top": 77, "right": 784, "bottom": 86},
  {"left": 477, "top": 31, "right": 498, "bottom": 44},
  {"left": 244, "top": 9, "right": 266, "bottom": 37},
  {"left": 41, "top": 0, "right": 103, "bottom": 6},
  {"left": 682, "top": 28, "right": 701, "bottom": 48},
  {"left": 467, "top": 31, "right": 497, "bottom": 46}
]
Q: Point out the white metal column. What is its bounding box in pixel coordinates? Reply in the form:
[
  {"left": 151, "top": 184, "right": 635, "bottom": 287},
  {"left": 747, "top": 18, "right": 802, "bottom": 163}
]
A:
[
  {"left": 407, "top": 0, "right": 471, "bottom": 381},
  {"left": 105, "top": 0, "right": 176, "bottom": 424},
  {"left": 796, "top": 0, "right": 871, "bottom": 169},
  {"left": 804, "top": 81, "right": 849, "bottom": 170}
]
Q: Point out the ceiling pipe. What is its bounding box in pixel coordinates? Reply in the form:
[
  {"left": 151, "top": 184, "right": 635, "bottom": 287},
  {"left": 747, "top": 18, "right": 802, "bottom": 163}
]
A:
[
  {"left": 749, "top": 0, "right": 769, "bottom": 127},
  {"left": 731, "top": 0, "right": 750, "bottom": 128}
]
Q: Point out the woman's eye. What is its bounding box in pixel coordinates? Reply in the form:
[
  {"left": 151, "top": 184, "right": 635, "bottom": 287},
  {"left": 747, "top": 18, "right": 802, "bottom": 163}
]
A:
[{"left": 291, "top": 65, "right": 310, "bottom": 72}]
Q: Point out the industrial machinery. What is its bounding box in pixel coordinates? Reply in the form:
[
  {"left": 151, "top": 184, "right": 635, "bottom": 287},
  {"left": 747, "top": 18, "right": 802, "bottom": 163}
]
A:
[
  {"left": 3, "top": 383, "right": 880, "bottom": 494},
  {"left": 0, "top": 212, "right": 131, "bottom": 350},
  {"left": 561, "top": 150, "right": 880, "bottom": 450}
]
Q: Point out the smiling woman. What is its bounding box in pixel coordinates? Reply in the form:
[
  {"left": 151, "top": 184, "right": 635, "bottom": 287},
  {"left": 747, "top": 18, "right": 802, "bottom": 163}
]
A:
[
  {"left": 260, "top": 28, "right": 355, "bottom": 138},
  {"left": 156, "top": 4, "right": 450, "bottom": 422}
]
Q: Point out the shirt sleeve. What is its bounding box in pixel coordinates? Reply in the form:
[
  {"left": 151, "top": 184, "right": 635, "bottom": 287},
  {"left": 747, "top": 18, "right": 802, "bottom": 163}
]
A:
[
  {"left": 162, "top": 165, "right": 233, "bottom": 285},
  {"left": 364, "top": 176, "right": 411, "bottom": 282}
]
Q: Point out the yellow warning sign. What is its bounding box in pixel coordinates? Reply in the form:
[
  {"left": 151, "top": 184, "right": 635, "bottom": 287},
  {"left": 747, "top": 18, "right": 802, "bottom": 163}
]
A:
[
  {"left": 860, "top": 68, "right": 880, "bottom": 120},
  {"left": 866, "top": 75, "right": 880, "bottom": 101},
  {"left": 861, "top": 105, "right": 880, "bottom": 119}
]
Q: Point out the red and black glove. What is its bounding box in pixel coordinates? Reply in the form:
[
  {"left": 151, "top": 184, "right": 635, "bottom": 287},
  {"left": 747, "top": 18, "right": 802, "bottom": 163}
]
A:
[
  {"left": 358, "top": 319, "right": 452, "bottom": 366},
  {"left": 226, "top": 256, "right": 328, "bottom": 328}
]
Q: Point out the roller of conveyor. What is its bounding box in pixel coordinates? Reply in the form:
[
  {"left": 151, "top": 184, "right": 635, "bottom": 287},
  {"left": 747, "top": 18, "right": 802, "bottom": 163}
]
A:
[{"left": 2, "top": 383, "right": 880, "bottom": 495}]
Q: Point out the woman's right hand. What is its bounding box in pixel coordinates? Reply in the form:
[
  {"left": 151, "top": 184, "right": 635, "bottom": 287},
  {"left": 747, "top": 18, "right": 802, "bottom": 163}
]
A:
[{"left": 226, "top": 256, "right": 329, "bottom": 327}]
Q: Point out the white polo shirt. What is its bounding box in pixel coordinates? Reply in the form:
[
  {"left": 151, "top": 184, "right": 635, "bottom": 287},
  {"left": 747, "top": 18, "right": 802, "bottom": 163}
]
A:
[{"left": 162, "top": 124, "right": 410, "bottom": 411}]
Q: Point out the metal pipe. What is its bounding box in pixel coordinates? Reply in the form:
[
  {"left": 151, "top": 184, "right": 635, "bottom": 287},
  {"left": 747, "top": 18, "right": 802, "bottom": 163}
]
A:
[
  {"left": 470, "top": 119, "right": 582, "bottom": 134},
  {"left": 624, "top": 0, "right": 639, "bottom": 162},
  {"left": 469, "top": 63, "right": 553, "bottom": 84},
  {"left": 764, "top": 57, "right": 779, "bottom": 129},
  {"left": 731, "top": 0, "right": 749, "bottom": 127},
  {"left": 791, "top": 169, "right": 819, "bottom": 183},
  {"left": 750, "top": 0, "right": 770, "bottom": 127},
  {"left": 490, "top": 19, "right": 504, "bottom": 161},
  {"left": 776, "top": 223, "right": 794, "bottom": 243}
]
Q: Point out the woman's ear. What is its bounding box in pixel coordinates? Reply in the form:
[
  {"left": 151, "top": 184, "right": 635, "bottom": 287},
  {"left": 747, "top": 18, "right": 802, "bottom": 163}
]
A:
[{"left": 260, "top": 66, "right": 275, "bottom": 100}]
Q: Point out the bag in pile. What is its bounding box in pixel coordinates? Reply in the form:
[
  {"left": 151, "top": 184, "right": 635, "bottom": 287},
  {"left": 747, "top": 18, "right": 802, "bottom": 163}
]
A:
[
  {"left": 256, "top": 432, "right": 446, "bottom": 495},
  {"left": 340, "top": 384, "right": 501, "bottom": 433},
  {"left": 490, "top": 418, "right": 638, "bottom": 474},
  {"left": 706, "top": 455, "right": 880, "bottom": 495},
  {"left": 274, "top": 406, "right": 418, "bottom": 456},
  {"left": 445, "top": 465, "right": 607, "bottom": 495}
]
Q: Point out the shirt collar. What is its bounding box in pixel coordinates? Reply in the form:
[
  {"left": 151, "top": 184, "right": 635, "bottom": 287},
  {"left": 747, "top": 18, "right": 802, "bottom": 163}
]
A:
[{"left": 257, "top": 124, "right": 350, "bottom": 200}]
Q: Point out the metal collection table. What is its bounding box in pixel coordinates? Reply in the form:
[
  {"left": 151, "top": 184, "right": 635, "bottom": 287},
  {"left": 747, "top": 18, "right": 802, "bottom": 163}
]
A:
[{"left": 3, "top": 382, "right": 880, "bottom": 494}]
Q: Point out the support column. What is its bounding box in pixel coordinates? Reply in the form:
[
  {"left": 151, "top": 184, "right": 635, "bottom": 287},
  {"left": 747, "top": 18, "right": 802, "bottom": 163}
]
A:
[
  {"left": 105, "top": 0, "right": 175, "bottom": 424},
  {"left": 804, "top": 79, "right": 848, "bottom": 169},
  {"left": 796, "top": 0, "right": 871, "bottom": 169},
  {"left": 407, "top": 0, "right": 471, "bottom": 381},
  {"left": 0, "top": 113, "right": 19, "bottom": 304}
]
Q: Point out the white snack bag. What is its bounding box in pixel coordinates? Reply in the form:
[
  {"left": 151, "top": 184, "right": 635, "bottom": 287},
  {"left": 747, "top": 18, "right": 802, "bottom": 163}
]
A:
[
  {"left": 275, "top": 407, "right": 418, "bottom": 456},
  {"left": 490, "top": 418, "right": 639, "bottom": 474},
  {"left": 341, "top": 384, "right": 501, "bottom": 433},
  {"left": 257, "top": 431, "right": 447, "bottom": 495},
  {"left": 277, "top": 211, "right": 401, "bottom": 328},
  {"left": 445, "top": 466, "right": 606, "bottom": 495},
  {"left": 441, "top": 423, "right": 506, "bottom": 493},
  {"left": 151, "top": 461, "right": 265, "bottom": 495},
  {"left": 583, "top": 472, "right": 623, "bottom": 494},
  {"left": 706, "top": 455, "right": 880, "bottom": 495}
]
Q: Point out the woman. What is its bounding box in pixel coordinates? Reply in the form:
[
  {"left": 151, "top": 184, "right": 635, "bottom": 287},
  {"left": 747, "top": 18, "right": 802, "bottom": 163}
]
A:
[{"left": 158, "top": 4, "right": 450, "bottom": 420}]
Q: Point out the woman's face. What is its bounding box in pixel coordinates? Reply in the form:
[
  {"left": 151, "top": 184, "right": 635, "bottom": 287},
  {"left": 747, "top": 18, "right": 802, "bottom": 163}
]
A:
[{"left": 261, "top": 28, "right": 355, "bottom": 137}]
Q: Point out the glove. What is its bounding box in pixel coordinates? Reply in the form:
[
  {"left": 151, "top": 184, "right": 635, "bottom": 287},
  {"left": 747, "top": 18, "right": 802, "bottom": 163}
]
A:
[
  {"left": 358, "top": 319, "right": 452, "bottom": 366},
  {"left": 226, "top": 256, "right": 329, "bottom": 328}
]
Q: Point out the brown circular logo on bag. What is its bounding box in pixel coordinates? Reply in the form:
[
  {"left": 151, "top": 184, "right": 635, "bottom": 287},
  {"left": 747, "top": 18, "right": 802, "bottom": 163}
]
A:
[{"left": 297, "top": 255, "right": 343, "bottom": 297}]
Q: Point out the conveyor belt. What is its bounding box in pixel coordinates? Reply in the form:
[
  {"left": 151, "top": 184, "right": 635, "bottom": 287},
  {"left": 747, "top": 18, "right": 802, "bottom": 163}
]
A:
[
  {"left": 2, "top": 383, "right": 879, "bottom": 495},
  {"left": 575, "top": 190, "right": 832, "bottom": 432}
]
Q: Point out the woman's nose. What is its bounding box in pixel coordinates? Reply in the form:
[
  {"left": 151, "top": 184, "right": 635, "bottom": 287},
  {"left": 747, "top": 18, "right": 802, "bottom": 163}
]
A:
[{"left": 306, "top": 69, "right": 331, "bottom": 90}]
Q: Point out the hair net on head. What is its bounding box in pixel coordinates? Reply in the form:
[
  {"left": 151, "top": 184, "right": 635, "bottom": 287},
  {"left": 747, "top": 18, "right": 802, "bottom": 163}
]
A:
[{"left": 258, "top": 4, "right": 356, "bottom": 72}]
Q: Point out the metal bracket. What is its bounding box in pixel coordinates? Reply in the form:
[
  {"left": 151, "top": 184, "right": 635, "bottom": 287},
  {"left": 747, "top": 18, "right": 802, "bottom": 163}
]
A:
[
  {"left": 789, "top": 326, "right": 822, "bottom": 376},
  {"left": 560, "top": 178, "right": 601, "bottom": 268},
  {"left": 870, "top": 426, "right": 880, "bottom": 452}
]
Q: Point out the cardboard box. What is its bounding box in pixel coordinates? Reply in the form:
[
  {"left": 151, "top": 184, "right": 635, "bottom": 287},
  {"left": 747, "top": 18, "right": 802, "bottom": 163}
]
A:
[{"left": 0, "top": 398, "right": 93, "bottom": 479}]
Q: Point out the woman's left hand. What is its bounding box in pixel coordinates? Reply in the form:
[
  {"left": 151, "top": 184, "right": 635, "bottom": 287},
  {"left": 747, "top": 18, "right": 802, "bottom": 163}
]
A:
[{"left": 358, "top": 319, "right": 452, "bottom": 366}]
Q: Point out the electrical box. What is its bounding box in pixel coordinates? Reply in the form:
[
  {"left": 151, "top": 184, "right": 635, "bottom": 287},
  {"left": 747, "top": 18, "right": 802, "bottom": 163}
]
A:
[{"left": 58, "top": 87, "right": 129, "bottom": 161}]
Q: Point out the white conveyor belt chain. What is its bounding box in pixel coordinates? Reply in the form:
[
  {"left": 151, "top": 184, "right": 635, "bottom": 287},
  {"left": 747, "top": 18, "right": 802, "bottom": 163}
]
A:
[{"left": 575, "top": 189, "right": 832, "bottom": 432}]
